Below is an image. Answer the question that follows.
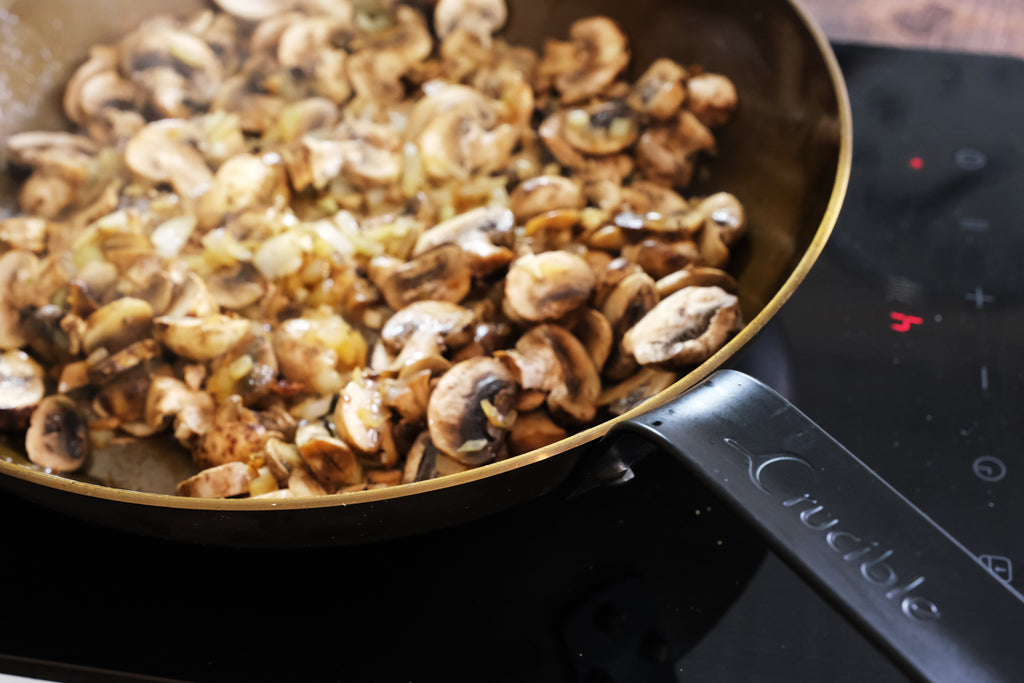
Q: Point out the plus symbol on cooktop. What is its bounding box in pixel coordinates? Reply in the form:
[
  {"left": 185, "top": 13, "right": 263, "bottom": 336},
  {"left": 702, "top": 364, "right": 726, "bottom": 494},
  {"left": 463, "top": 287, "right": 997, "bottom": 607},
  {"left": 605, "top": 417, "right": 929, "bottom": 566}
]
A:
[{"left": 965, "top": 287, "right": 995, "bottom": 309}]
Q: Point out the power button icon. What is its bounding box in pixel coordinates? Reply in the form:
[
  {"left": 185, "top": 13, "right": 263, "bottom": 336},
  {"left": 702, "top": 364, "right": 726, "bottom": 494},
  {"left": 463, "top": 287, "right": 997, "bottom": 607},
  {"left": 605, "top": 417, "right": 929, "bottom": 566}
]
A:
[{"left": 973, "top": 456, "right": 1007, "bottom": 482}]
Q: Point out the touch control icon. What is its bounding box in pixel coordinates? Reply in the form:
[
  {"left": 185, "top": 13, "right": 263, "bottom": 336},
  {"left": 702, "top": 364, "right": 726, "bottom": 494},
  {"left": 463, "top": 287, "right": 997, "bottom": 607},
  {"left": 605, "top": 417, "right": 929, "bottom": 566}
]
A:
[
  {"left": 979, "top": 555, "right": 1013, "bottom": 583},
  {"left": 972, "top": 456, "right": 1007, "bottom": 483}
]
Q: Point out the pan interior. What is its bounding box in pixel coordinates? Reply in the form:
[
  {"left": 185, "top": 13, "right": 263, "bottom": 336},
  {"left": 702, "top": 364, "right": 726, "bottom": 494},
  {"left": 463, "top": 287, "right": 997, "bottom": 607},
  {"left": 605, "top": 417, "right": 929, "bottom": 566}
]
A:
[{"left": 0, "top": 0, "right": 850, "bottom": 522}]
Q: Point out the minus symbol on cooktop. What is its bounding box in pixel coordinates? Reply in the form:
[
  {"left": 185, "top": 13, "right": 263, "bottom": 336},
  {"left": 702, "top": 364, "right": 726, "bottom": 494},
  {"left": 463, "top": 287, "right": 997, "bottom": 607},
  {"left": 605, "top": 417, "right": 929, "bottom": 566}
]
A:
[
  {"left": 981, "top": 365, "right": 990, "bottom": 392},
  {"left": 960, "top": 217, "right": 990, "bottom": 232}
]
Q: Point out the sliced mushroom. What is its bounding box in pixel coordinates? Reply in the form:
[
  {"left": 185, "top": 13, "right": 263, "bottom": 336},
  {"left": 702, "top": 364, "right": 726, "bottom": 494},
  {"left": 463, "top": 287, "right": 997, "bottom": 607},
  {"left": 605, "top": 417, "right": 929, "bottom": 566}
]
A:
[
  {"left": 636, "top": 110, "right": 716, "bottom": 188},
  {"left": 572, "top": 308, "right": 614, "bottom": 372},
  {"left": 504, "top": 250, "right": 596, "bottom": 322},
  {"left": 401, "top": 430, "right": 470, "bottom": 483},
  {"left": 404, "top": 82, "right": 518, "bottom": 180},
  {"left": 0, "top": 350, "right": 46, "bottom": 431},
  {"left": 333, "top": 119, "right": 404, "bottom": 188},
  {"left": 379, "top": 301, "right": 475, "bottom": 353},
  {"left": 626, "top": 58, "right": 688, "bottom": 121},
  {"left": 597, "top": 366, "right": 678, "bottom": 416},
  {"left": 196, "top": 152, "right": 290, "bottom": 229},
  {"left": 508, "top": 410, "right": 567, "bottom": 455},
  {"left": 655, "top": 266, "right": 738, "bottom": 298},
  {"left": 295, "top": 421, "right": 363, "bottom": 489},
  {"left": 5, "top": 131, "right": 99, "bottom": 183},
  {"left": 145, "top": 376, "right": 216, "bottom": 450},
  {"left": 434, "top": 0, "right": 507, "bottom": 43},
  {"left": 623, "top": 285, "right": 741, "bottom": 368},
  {"left": 540, "top": 16, "right": 630, "bottom": 105},
  {"left": 0, "top": 250, "right": 44, "bottom": 350},
  {"left": 87, "top": 338, "right": 163, "bottom": 385},
  {"left": 25, "top": 395, "right": 90, "bottom": 473},
  {"left": 412, "top": 205, "right": 515, "bottom": 277},
  {"left": 333, "top": 372, "right": 385, "bottom": 454},
  {"left": 207, "top": 262, "right": 268, "bottom": 310},
  {"left": 119, "top": 20, "right": 224, "bottom": 118},
  {"left": 560, "top": 100, "right": 639, "bottom": 156},
  {"left": 193, "top": 396, "right": 281, "bottom": 469},
  {"left": 124, "top": 120, "right": 214, "bottom": 200},
  {"left": 82, "top": 297, "right": 154, "bottom": 355},
  {"left": 272, "top": 311, "right": 366, "bottom": 396},
  {"left": 176, "top": 461, "right": 253, "bottom": 498},
  {"left": 697, "top": 191, "right": 747, "bottom": 247},
  {"left": 686, "top": 73, "right": 739, "bottom": 128},
  {"left": 622, "top": 238, "right": 702, "bottom": 279},
  {"left": 503, "top": 324, "right": 601, "bottom": 423},
  {"left": 509, "top": 175, "right": 585, "bottom": 223},
  {"left": 368, "top": 244, "right": 473, "bottom": 311},
  {"left": 154, "top": 315, "right": 251, "bottom": 362},
  {"left": 427, "top": 356, "right": 517, "bottom": 466}
]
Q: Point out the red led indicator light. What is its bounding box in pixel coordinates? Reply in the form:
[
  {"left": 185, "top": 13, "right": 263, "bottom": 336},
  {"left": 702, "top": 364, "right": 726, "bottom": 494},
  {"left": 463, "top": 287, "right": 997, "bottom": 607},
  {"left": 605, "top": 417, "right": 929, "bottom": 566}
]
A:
[
  {"left": 909, "top": 156, "right": 925, "bottom": 170},
  {"left": 890, "top": 312, "right": 924, "bottom": 332}
]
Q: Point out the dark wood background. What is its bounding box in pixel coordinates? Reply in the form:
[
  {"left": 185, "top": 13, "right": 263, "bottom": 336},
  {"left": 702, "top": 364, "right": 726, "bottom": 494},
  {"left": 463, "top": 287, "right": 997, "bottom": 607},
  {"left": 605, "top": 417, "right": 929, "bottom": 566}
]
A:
[{"left": 801, "top": 0, "right": 1024, "bottom": 58}]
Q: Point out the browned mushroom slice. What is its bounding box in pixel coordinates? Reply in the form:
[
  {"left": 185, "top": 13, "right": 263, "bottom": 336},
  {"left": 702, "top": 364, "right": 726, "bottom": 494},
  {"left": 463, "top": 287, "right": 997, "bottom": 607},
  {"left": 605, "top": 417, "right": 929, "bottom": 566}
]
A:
[
  {"left": 87, "top": 338, "right": 163, "bottom": 385},
  {"left": 619, "top": 180, "right": 690, "bottom": 216},
  {"left": 119, "top": 21, "right": 224, "bottom": 118},
  {"left": 540, "top": 16, "right": 631, "bottom": 105},
  {"left": 176, "top": 461, "right": 254, "bottom": 498},
  {"left": 124, "top": 120, "right": 214, "bottom": 200},
  {"left": 196, "top": 152, "right": 291, "bottom": 230},
  {"left": 561, "top": 100, "right": 639, "bottom": 156},
  {"left": 427, "top": 356, "right": 517, "bottom": 467},
  {"left": 0, "top": 350, "right": 45, "bottom": 431},
  {"left": 369, "top": 243, "right": 473, "bottom": 311},
  {"left": 154, "top": 315, "right": 252, "bottom": 362},
  {"left": 655, "top": 266, "right": 738, "bottom": 299},
  {"left": 503, "top": 324, "right": 601, "bottom": 424},
  {"left": 509, "top": 175, "right": 585, "bottom": 223},
  {"left": 412, "top": 205, "right": 515, "bottom": 277},
  {"left": 25, "top": 395, "right": 90, "bottom": 473},
  {"left": 434, "top": 0, "right": 507, "bottom": 42},
  {"left": 686, "top": 73, "right": 739, "bottom": 128},
  {"left": 4, "top": 131, "right": 99, "bottom": 183},
  {"left": 597, "top": 367, "right": 678, "bottom": 416},
  {"left": 509, "top": 410, "right": 568, "bottom": 455},
  {"left": 379, "top": 301, "right": 476, "bottom": 354},
  {"left": 207, "top": 262, "right": 267, "bottom": 311},
  {"left": 636, "top": 110, "right": 716, "bottom": 189},
  {"left": 333, "top": 373, "right": 385, "bottom": 455},
  {"left": 193, "top": 396, "right": 281, "bottom": 469},
  {"left": 623, "top": 286, "right": 741, "bottom": 368},
  {"left": 622, "top": 238, "right": 702, "bottom": 280},
  {"left": 295, "top": 422, "right": 363, "bottom": 489},
  {"left": 414, "top": 96, "right": 518, "bottom": 183},
  {"left": 697, "top": 191, "right": 747, "bottom": 247},
  {"left": 626, "top": 58, "right": 688, "bottom": 121},
  {"left": 82, "top": 297, "right": 154, "bottom": 355},
  {"left": 272, "top": 312, "right": 367, "bottom": 396},
  {"left": 332, "top": 119, "right": 404, "bottom": 189},
  {"left": 401, "top": 431, "right": 470, "bottom": 483},
  {"left": 572, "top": 308, "right": 614, "bottom": 373},
  {"left": 0, "top": 250, "right": 44, "bottom": 350},
  {"left": 504, "top": 250, "right": 596, "bottom": 323},
  {"left": 145, "top": 376, "right": 215, "bottom": 450},
  {"left": 206, "top": 332, "right": 279, "bottom": 405}
]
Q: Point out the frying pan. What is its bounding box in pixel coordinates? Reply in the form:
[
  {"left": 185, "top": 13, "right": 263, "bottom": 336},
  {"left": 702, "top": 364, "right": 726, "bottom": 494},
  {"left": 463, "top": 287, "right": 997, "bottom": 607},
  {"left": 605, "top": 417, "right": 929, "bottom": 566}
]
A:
[{"left": 0, "top": 0, "right": 1022, "bottom": 681}]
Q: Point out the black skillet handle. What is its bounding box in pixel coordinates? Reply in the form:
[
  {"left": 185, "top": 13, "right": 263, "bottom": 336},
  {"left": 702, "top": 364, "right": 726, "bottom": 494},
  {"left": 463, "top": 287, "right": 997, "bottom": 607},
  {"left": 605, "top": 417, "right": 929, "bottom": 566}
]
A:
[{"left": 607, "top": 369, "right": 1024, "bottom": 683}]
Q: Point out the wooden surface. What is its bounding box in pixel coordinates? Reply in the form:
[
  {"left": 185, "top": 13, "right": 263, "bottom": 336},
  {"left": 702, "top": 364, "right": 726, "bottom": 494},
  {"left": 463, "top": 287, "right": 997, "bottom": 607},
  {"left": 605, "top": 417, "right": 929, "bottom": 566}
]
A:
[{"left": 800, "top": 0, "right": 1024, "bottom": 59}]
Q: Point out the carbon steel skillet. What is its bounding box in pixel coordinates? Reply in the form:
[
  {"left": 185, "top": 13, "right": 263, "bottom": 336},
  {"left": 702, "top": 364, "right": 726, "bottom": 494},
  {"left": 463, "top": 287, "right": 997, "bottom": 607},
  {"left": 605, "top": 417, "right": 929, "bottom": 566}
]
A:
[{"left": 1, "top": 1, "right": 1023, "bottom": 681}]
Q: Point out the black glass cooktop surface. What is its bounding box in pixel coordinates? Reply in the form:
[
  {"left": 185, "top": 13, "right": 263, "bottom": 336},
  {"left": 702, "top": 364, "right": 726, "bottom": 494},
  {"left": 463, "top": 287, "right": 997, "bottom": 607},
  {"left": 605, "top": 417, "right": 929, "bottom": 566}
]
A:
[{"left": 2, "top": 44, "right": 1023, "bottom": 683}]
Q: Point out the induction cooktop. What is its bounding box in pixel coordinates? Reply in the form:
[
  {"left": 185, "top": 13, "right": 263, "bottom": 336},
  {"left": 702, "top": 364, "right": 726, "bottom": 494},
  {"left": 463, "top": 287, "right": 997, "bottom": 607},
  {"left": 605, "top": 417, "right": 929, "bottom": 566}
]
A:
[{"left": 1, "top": 43, "right": 1022, "bottom": 683}]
